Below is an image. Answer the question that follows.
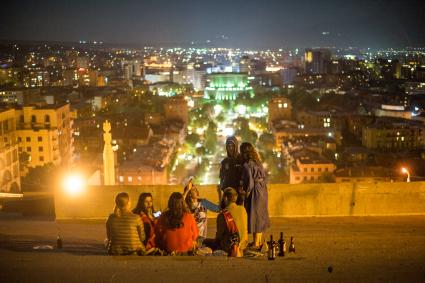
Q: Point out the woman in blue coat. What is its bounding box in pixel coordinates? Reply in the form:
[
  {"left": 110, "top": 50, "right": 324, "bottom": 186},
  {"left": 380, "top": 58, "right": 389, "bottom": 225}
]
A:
[{"left": 240, "top": 142, "right": 270, "bottom": 249}]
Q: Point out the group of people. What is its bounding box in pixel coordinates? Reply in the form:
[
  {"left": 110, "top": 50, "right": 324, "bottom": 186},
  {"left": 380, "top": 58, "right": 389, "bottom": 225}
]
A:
[{"left": 105, "top": 137, "right": 270, "bottom": 256}]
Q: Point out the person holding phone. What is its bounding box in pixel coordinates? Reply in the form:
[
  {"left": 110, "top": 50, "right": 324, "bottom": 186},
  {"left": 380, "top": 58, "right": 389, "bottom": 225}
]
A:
[
  {"left": 155, "top": 192, "right": 199, "bottom": 254},
  {"left": 133, "top": 192, "right": 159, "bottom": 250}
]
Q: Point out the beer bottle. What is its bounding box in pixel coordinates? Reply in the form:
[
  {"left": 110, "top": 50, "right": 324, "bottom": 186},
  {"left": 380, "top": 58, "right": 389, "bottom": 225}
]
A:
[
  {"left": 278, "top": 232, "right": 286, "bottom": 257},
  {"left": 267, "top": 235, "right": 276, "bottom": 260},
  {"left": 289, "top": 236, "right": 295, "bottom": 253},
  {"left": 57, "top": 234, "right": 63, "bottom": 249}
]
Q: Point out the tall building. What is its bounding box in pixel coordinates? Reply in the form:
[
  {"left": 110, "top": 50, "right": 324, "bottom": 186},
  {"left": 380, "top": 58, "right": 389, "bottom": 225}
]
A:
[
  {"left": 304, "top": 49, "right": 331, "bottom": 74},
  {"left": 122, "top": 60, "right": 141, "bottom": 80},
  {"left": 0, "top": 109, "right": 21, "bottom": 193},
  {"left": 14, "top": 104, "right": 74, "bottom": 175},
  {"left": 23, "top": 68, "right": 50, "bottom": 87}
]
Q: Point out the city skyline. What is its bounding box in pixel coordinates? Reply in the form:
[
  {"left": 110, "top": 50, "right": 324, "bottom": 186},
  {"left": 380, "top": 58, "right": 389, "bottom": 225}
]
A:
[{"left": 1, "top": 0, "right": 425, "bottom": 49}]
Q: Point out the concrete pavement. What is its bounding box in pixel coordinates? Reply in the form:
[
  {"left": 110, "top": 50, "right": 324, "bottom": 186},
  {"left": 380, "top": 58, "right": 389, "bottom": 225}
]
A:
[{"left": 1, "top": 215, "right": 425, "bottom": 282}]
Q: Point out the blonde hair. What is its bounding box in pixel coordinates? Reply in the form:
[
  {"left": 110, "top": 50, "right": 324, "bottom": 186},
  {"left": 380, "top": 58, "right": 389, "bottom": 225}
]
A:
[{"left": 114, "top": 192, "right": 130, "bottom": 217}]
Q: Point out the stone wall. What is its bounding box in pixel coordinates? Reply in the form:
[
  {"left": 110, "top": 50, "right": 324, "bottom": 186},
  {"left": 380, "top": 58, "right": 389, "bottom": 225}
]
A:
[{"left": 54, "top": 182, "right": 425, "bottom": 219}]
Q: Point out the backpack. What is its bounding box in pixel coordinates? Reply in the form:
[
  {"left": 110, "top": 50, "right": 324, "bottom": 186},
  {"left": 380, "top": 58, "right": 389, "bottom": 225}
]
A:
[{"left": 222, "top": 209, "right": 241, "bottom": 257}]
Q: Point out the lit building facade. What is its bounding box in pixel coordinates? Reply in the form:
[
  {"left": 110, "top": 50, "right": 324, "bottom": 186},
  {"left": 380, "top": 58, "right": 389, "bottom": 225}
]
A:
[
  {"left": 289, "top": 156, "right": 336, "bottom": 184},
  {"left": 14, "top": 104, "right": 74, "bottom": 175},
  {"left": 0, "top": 90, "right": 24, "bottom": 104},
  {"left": 77, "top": 68, "right": 98, "bottom": 87},
  {"left": 304, "top": 49, "right": 331, "bottom": 74},
  {"left": 268, "top": 97, "right": 292, "bottom": 127},
  {"left": 362, "top": 122, "right": 425, "bottom": 150},
  {"left": 0, "top": 109, "right": 21, "bottom": 193},
  {"left": 204, "top": 73, "right": 253, "bottom": 100}
]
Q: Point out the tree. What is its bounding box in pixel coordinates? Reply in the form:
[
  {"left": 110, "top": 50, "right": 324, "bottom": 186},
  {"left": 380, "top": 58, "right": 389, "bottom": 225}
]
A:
[
  {"left": 238, "top": 118, "right": 258, "bottom": 145},
  {"left": 258, "top": 133, "right": 275, "bottom": 152},
  {"left": 204, "top": 121, "right": 218, "bottom": 154},
  {"left": 186, "top": 133, "right": 201, "bottom": 147},
  {"left": 174, "top": 163, "right": 187, "bottom": 182},
  {"left": 21, "top": 163, "right": 59, "bottom": 192}
]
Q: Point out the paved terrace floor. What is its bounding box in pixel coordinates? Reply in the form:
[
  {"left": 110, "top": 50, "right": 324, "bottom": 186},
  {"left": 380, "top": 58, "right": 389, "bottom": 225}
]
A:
[{"left": 0, "top": 215, "right": 425, "bottom": 283}]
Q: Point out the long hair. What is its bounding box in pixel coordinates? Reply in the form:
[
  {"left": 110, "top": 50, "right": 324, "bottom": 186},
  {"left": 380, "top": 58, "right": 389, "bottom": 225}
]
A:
[
  {"left": 132, "top": 192, "right": 154, "bottom": 215},
  {"left": 184, "top": 185, "right": 199, "bottom": 211},
  {"left": 240, "top": 142, "right": 262, "bottom": 164},
  {"left": 114, "top": 192, "right": 129, "bottom": 217},
  {"left": 163, "top": 192, "right": 188, "bottom": 229}
]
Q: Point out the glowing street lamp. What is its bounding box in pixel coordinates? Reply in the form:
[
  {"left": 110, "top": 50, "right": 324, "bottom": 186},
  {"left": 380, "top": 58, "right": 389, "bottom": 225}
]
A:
[
  {"left": 63, "top": 174, "right": 86, "bottom": 196},
  {"left": 401, "top": 167, "right": 410, "bottom": 182}
]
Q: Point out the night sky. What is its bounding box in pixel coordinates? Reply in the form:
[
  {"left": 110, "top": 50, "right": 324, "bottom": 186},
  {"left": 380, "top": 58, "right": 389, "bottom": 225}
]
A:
[{"left": 1, "top": 0, "right": 425, "bottom": 48}]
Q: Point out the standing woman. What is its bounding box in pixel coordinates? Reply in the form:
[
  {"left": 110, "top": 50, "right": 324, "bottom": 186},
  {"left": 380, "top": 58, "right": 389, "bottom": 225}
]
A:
[
  {"left": 240, "top": 142, "right": 270, "bottom": 249},
  {"left": 133, "top": 193, "right": 157, "bottom": 250}
]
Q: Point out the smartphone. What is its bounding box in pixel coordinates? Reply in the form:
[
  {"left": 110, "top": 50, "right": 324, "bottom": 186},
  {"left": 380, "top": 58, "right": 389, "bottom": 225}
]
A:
[{"left": 153, "top": 211, "right": 162, "bottom": 218}]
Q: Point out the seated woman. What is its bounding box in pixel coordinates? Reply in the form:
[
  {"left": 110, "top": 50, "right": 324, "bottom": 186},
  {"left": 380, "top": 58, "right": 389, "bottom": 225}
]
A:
[
  {"left": 106, "top": 192, "right": 146, "bottom": 255},
  {"left": 203, "top": 187, "right": 248, "bottom": 257},
  {"left": 183, "top": 180, "right": 220, "bottom": 244},
  {"left": 155, "top": 192, "right": 199, "bottom": 254},
  {"left": 132, "top": 192, "right": 158, "bottom": 250}
]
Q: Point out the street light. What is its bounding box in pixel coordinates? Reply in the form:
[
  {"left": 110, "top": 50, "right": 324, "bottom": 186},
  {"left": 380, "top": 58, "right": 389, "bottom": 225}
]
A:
[
  {"left": 401, "top": 167, "right": 410, "bottom": 182},
  {"left": 63, "top": 173, "right": 86, "bottom": 196}
]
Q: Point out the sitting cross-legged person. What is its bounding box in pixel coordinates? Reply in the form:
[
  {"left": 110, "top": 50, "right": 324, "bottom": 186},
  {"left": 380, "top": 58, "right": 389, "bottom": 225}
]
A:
[
  {"left": 183, "top": 179, "right": 220, "bottom": 246},
  {"left": 132, "top": 192, "right": 158, "bottom": 250},
  {"left": 204, "top": 187, "right": 248, "bottom": 257},
  {"left": 106, "top": 192, "right": 146, "bottom": 255},
  {"left": 155, "top": 192, "right": 199, "bottom": 255}
]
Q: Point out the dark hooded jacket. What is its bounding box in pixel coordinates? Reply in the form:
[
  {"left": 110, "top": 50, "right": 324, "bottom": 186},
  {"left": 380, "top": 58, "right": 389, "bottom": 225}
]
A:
[{"left": 219, "top": 136, "right": 242, "bottom": 190}]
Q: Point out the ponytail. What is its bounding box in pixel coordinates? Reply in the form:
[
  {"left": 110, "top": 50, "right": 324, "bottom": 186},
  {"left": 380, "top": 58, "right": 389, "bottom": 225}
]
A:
[
  {"left": 114, "top": 192, "right": 130, "bottom": 217},
  {"left": 114, "top": 206, "right": 123, "bottom": 217}
]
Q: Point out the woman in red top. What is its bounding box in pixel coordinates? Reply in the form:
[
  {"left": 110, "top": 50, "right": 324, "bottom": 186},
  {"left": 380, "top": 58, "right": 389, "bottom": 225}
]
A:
[
  {"left": 132, "top": 193, "right": 157, "bottom": 250},
  {"left": 155, "top": 192, "right": 199, "bottom": 254}
]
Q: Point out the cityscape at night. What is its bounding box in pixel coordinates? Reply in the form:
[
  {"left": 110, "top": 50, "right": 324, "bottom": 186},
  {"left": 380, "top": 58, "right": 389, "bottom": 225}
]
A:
[{"left": 0, "top": 1, "right": 425, "bottom": 282}]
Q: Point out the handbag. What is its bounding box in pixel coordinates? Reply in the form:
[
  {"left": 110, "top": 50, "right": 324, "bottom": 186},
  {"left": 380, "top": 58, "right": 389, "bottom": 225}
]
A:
[{"left": 222, "top": 209, "right": 241, "bottom": 257}]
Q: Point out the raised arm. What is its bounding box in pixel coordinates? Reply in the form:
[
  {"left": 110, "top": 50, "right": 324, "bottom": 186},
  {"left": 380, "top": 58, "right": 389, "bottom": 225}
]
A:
[
  {"left": 200, "top": 198, "right": 220, "bottom": 213},
  {"left": 182, "top": 180, "right": 193, "bottom": 200}
]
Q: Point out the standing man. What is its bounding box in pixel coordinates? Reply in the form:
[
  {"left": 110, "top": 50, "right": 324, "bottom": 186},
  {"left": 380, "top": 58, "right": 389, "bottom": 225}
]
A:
[{"left": 219, "top": 136, "right": 244, "bottom": 205}]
